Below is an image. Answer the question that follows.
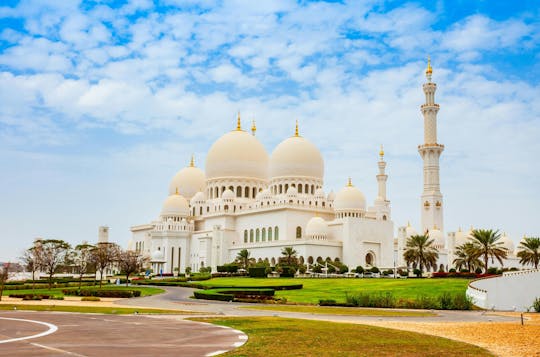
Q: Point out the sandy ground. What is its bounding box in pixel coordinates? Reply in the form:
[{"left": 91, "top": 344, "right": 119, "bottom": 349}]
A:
[
  {"left": 364, "top": 312, "right": 540, "bottom": 357},
  {"left": 0, "top": 296, "right": 149, "bottom": 309}
]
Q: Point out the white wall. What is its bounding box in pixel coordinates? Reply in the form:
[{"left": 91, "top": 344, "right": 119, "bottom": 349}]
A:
[{"left": 467, "top": 269, "right": 540, "bottom": 311}]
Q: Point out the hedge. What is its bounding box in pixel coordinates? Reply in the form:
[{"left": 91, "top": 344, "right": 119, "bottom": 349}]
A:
[
  {"left": 62, "top": 289, "right": 142, "bottom": 298},
  {"left": 248, "top": 267, "right": 267, "bottom": 278},
  {"left": 193, "top": 288, "right": 275, "bottom": 302}
]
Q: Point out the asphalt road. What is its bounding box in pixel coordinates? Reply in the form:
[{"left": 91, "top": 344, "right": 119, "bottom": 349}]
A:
[{"left": 0, "top": 311, "right": 247, "bottom": 357}]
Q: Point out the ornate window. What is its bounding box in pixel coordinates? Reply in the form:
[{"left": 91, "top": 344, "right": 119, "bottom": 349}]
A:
[{"left": 296, "top": 226, "right": 302, "bottom": 239}]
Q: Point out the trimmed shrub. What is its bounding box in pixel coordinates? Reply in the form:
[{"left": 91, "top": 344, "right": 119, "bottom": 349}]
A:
[
  {"left": 194, "top": 290, "right": 234, "bottom": 301},
  {"left": 248, "top": 267, "right": 267, "bottom": 278},
  {"left": 449, "top": 268, "right": 456, "bottom": 273},
  {"left": 413, "top": 268, "right": 422, "bottom": 277},
  {"left": 63, "top": 289, "right": 141, "bottom": 298},
  {"left": 339, "top": 265, "right": 349, "bottom": 274},
  {"left": 81, "top": 296, "right": 101, "bottom": 301},
  {"left": 370, "top": 267, "right": 380, "bottom": 274},
  {"left": 279, "top": 266, "right": 296, "bottom": 278},
  {"left": 532, "top": 297, "right": 540, "bottom": 313},
  {"left": 487, "top": 267, "right": 498, "bottom": 275},
  {"left": 189, "top": 273, "right": 212, "bottom": 281},
  {"left": 319, "top": 299, "right": 338, "bottom": 306}
]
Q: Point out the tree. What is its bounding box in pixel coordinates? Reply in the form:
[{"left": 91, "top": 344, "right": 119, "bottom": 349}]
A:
[
  {"left": 118, "top": 250, "right": 147, "bottom": 286},
  {"left": 0, "top": 262, "right": 10, "bottom": 302},
  {"left": 453, "top": 242, "right": 483, "bottom": 272},
  {"left": 39, "top": 239, "right": 72, "bottom": 288},
  {"left": 74, "top": 243, "right": 95, "bottom": 289},
  {"left": 469, "top": 229, "right": 507, "bottom": 273},
  {"left": 235, "top": 249, "right": 254, "bottom": 270},
  {"left": 403, "top": 234, "right": 439, "bottom": 274},
  {"left": 20, "top": 245, "right": 43, "bottom": 292},
  {"left": 91, "top": 242, "right": 121, "bottom": 288},
  {"left": 280, "top": 247, "right": 298, "bottom": 267},
  {"left": 517, "top": 237, "right": 540, "bottom": 269}
]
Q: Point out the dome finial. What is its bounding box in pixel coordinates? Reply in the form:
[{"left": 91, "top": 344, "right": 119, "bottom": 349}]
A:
[
  {"left": 236, "top": 112, "right": 242, "bottom": 131},
  {"left": 426, "top": 56, "right": 432, "bottom": 80},
  {"left": 175, "top": 187, "right": 179, "bottom": 195},
  {"left": 347, "top": 177, "right": 353, "bottom": 187},
  {"left": 189, "top": 154, "right": 195, "bottom": 167},
  {"left": 294, "top": 120, "right": 299, "bottom": 137},
  {"left": 407, "top": 221, "right": 411, "bottom": 227},
  {"left": 251, "top": 119, "right": 256, "bottom": 136},
  {"left": 379, "top": 144, "right": 384, "bottom": 159}
]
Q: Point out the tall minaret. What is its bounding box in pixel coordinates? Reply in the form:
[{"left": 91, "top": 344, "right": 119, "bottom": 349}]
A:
[
  {"left": 376, "top": 145, "right": 388, "bottom": 202},
  {"left": 419, "top": 57, "right": 444, "bottom": 233}
]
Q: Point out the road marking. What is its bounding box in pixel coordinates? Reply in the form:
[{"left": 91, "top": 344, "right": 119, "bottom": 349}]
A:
[
  {"left": 0, "top": 317, "right": 58, "bottom": 344},
  {"left": 30, "top": 342, "right": 87, "bottom": 356},
  {"left": 206, "top": 350, "right": 227, "bottom": 356}
]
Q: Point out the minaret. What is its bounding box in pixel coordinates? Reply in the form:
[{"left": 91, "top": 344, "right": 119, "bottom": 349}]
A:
[
  {"left": 376, "top": 145, "right": 388, "bottom": 202},
  {"left": 419, "top": 57, "right": 444, "bottom": 232}
]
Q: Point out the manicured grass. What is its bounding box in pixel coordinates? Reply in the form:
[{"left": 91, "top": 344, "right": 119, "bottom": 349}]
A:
[
  {"left": 194, "top": 317, "right": 491, "bottom": 357},
  {"left": 0, "top": 304, "right": 196, "bottom": 314},
  {"left": 240, "top": 305, "right": 435, "bottom": 317},
  {"left": 196, "top": 277, "right": 470, "bottom": 304},
  {"left": 2, "top": 285, "right": 165, "bottom": 298}
]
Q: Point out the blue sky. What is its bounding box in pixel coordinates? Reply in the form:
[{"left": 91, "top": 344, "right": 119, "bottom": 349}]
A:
[{"left": 0, "top": 0, "right": 539, "bottom": 261}]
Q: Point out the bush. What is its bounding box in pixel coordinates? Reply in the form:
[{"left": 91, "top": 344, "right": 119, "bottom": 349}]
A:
[
  {"left": 189, "top": 273, "right": 212, "bottom": 281},
  {"left": 383, "top": 269, "right": 393, "bottom": 276},
  {"left": 413, "top": 268, "right": 422, "bottom": 277},
  {"left": 298, "top": 265, "right": 307, "bottom": 274},
  {"left": 279, "top": 266, "right": 296, "bottom": 278},
  {"left": 487, "top": 267, "right": 498, "bottom": 275},
  {"left": 339, "top": 265, "right": 349, "bottom": 274},
  {"left": 370, "top": 267, "right": 380, "bottom": 274},
  {"left": 62, "top": 289, "right": 141, "bottom": 298},
  {"left": 193, "top": 288, "right": 275, "bottom": 302},
  {"left": 346, "top": 292, "right": 396, "bottom": 308},
  {"left": 355, "top": 266, "right": 364, "bottom": 274},
  {"left": 532, "top": 297, "right": 540, "bottom": 313},
  {"left": 248, "top": 267, "right": 267, "bottom": 278},
  {"left": 475, "top": 267, "right": 483, "bottom": 274},
  {"left": 459, "top": 268, "right": 470, "bottom": 273},
  {"left": 449, "top": 268, "right": 456, "bottom": 273},
  {"left": 81, "top": 296, "right": 101, "bottom": 301},
  {"left": 345, "top": 292, "right": 472, "bottom": 310},
  {"left": 319, "top": 299, "right": 338, "bottom": 306},
  {"left": 217, "top": 264, "right": 239, "bottom": 273}
]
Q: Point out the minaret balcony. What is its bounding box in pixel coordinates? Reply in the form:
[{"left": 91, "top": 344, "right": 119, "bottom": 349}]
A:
[{"left": 421, "top": 103, "right": 439, "bottom": 108}]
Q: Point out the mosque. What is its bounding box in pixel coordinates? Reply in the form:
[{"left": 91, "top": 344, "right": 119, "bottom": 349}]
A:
[{"left": 130, "top": 60, "right": 520, "bottom": 274}]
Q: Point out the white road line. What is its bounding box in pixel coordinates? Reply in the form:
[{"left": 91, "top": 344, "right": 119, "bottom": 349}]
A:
[
  {"left": 0, "top": 317, "right": 58, "bottom": 344},
  {"left": 206, "top": 350, "right": 227, "bottom": 356},
  {"left": 30, "top": 342, "right": 87, "bottom": 356}
]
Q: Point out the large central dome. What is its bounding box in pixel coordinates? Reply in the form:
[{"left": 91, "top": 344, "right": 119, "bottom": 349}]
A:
[
  {"left": 206, "top": 126, "right": 269, "bottom": 180},
  {"left": 270, "top": 132, "right": 324, "bottom": 180}
]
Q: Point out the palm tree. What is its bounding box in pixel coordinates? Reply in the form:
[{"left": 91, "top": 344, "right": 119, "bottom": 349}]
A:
[
  {"left": 403, "top": 234, "right": 439, "bottom": 274},
  {"left": 517, "top": 237, "right": 540, "bottom": 269},
  {"left": 453, "top": 242, "right": 483, "bottom": 272},
  {"left": 235, "top": 249, "right": 253, "bottom": 270},
  {"left": 281, "top": 247, "right": 298, "bottom": 266},
  {"left": 469, "top": 229, "right": 507, "bottom": 273}
]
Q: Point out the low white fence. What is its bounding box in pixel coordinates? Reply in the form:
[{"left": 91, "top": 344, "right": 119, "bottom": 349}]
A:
[{"left": 467, "top": 269, "right": 540, "bottom": 311}]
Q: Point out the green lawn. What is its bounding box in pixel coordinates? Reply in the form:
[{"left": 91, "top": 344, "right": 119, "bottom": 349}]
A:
[
  {"left": 196, "top": 277, "right": 470, "bottom": 304},
  {"left": 194, "top": 317, "right": 491, "bottom": 357},
  {"left": 0, "top": 304, "right": 195, "bottom": 315},
  {"left": 2, "top": 285, "right": 165, "bottom": 298},
  {"left": 240, "top": 305, "right": 435, "bottom": 317}
]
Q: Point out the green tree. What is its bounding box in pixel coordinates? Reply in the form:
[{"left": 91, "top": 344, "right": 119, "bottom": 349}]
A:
[
  {"left": 281, "top": 247, "right": 298, "bottom": 267},
  {"left": 403, "top": 234, "right": 439, "bottom": 274},
  {"left": 517, "top": 237, "right": 540, "bottom": 269},
  {"left": 39, "top": 239, "right": 72, "bottom": 288},
  {"left": 235, "top": 249, "right": 254, "bottom": 270},
  {"left": 469, "top": 229, "right": 507, "bottom": 273},
  {"left": 453, "top": 242, "right": 483, "bottom": 272},
  {"left": 118, "top": 249, "right": 147, "bottom": 286},
  {"left": 91, "top": 242, "right": 121, "bottom": 288}
]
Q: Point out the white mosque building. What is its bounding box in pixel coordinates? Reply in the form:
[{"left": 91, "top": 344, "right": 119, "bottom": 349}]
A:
[{"left": 130, "top": 60, "right": 521, "bottom": 274}]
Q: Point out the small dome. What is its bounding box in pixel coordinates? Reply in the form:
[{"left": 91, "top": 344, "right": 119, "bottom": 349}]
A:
[
  {"left": 315, "top": 188, "right": 325, "bottom": 198},
  {"left": 205, "top": 126, "right": 269, "bottom": 180},
  {"left": 270, "top": 133, "right": 324, "bottom": 180},
  {"left": 151, "top": 249, "right": 164, "bottom": 261},
  {"left": 327, "top": 190, "right": 335, "bottom": 201},
  {"left": 168, "top": 158, "right": 205, "bottom": 199},
  {"left": 454, "top": 228, "right": 470, "bottom": 247},
  {"left": 161, "top": 193, "right": 189, "bottom": 217},
  {"left": 500, "top": 233, "right": 515, "bottom": 253},
  {"left": 222, "top": 188, "right": 235, "bottom": 200},
  {"left": 428, "top": 227, "right": 445, "bottom": 248},
  {"left": 333, "top": 179, "right": 366, "bottom": 211},
  {"left": 286, "top": 186, "right": 298, "bottom": 196},
  {"left": 306, "top": 216, "right": 328, "bottom": 238},
  {"left": 405, "top": 223, "right": 418, "bottom": 238},
  {"left": 190, "top": 191, "right": 206, "bottom": 205}
]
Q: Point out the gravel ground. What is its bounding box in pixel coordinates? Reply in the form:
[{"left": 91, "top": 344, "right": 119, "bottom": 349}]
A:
[{"left": 364, "top": 313, "right": 540, "bottom": 357}]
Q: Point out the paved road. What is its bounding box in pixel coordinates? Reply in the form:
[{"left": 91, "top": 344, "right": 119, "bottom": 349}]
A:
[
  {"left": 116, "top": 285, "right": 519, "bottom": 323},
  {"left": 0, "top": 311, "right": 246, "bottom": 357}
]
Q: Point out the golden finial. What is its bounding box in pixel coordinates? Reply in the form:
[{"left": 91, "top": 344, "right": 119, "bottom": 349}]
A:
[
  {"left": 426, "top": 56, "right": 432, "bottom": 76},
  {"left": 236, "top": 112, "right": 242, "bottom": 131},
  {"left": 379, "top": 144, "right": 384, "bottom": 159},
  {"left": 251, "top": 119, "right": 256, "bottom": 136},
  {"left": 189, "top": 155, "right": 195, "bottom": 167},
  {"left": 175, "top": 187, "right": 179, "bottom": 195},
  {"left": 434, "top": 224, "right": 438, "bottom": 230},
  {"left": 347, "top": 177, "right": 353, "bottom": 187},
  {"left": 407, "top": 221, "right": 411, "bottom": 227},
  {"left": 294, "top": 120, "right": 299, "bottom": 137}
]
